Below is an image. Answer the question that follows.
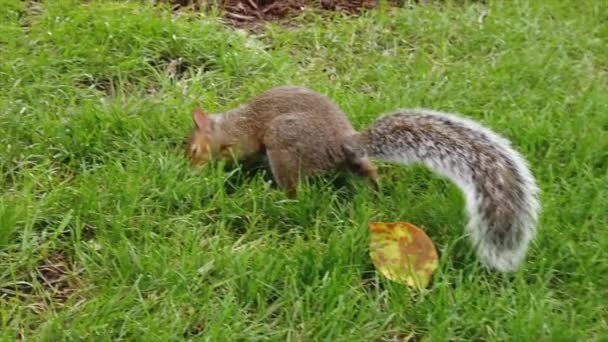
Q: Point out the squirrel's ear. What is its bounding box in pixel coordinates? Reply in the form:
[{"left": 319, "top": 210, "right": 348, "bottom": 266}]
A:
[{"left": 193, "top": 107, "right": 212, "bottom": 131}]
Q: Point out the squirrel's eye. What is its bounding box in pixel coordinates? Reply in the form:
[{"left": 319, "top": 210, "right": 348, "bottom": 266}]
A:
[{"left": 190, "top": 145, "right": 198, "bottom": 155}]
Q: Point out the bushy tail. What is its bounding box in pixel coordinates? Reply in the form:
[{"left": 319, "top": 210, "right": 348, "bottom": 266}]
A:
[{"left": 360, "top": 109, "right": 540, "bottom": 272}]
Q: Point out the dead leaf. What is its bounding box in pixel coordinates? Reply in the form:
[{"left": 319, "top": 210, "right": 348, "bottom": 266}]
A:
[{"left": 369, "top": 221, "right": 438, "bottom": 288}]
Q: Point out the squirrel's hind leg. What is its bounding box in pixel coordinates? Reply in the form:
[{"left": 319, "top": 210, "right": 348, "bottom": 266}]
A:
[{"left": 265, "top": 148, "right": 301, "bottom": 198}]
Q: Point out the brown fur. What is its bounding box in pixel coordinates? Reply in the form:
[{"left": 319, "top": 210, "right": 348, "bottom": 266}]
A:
[{"left": 186, "top": 86, "right": 378, "bottom": 196}]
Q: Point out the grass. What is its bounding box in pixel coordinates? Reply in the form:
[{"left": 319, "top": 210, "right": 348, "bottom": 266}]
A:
[{"left": 1, "top": 0, "right": 607, "bottom": 340}]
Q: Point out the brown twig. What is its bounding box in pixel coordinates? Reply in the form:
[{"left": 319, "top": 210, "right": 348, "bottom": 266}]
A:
[{"left": 225, "top": 11, "right": 257, "bottom": 21}]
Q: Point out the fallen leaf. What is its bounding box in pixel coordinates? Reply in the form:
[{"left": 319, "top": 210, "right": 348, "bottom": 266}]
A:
[{"left": 369, "top": 222, "right": 438, "bottom": 288}]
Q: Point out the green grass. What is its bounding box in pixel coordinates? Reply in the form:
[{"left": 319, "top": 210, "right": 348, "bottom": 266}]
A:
[{"left": 1, "top": 0, "right": 607, "bottom": 340}]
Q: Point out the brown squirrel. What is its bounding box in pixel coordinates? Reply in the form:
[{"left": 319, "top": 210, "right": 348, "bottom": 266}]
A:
[{"left": 185, "top": 86, "right": 540, "bottom": 272}]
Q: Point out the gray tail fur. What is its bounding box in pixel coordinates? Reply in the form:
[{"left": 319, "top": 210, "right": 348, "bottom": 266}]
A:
[{"left": 359, "top": 109, "right": 540, "bottom": 272}]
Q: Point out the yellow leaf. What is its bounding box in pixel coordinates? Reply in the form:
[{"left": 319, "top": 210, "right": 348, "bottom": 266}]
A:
[{"left": 369, "top": 222, "right": 438, "bottom": 288}]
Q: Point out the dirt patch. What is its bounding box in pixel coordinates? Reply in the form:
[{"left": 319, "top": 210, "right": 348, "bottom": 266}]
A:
[
  {"left": 35, "top": 251, "right": 81, "bottom": 306},
  {"left": 0, "top": 251, "right": 84, "bottom": 314},
  {"left": 74, "top": 75, "right": 115, "bottom": 97},
  {"left": 159, "top": 0, "right": 392, "bottom": 25}
]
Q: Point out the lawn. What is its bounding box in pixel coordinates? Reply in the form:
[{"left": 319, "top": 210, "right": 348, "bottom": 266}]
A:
[{"left": 1, "top": 0, "right": 607, "bottom": 340}]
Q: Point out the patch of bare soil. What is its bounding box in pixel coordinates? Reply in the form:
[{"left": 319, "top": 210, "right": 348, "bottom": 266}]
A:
[
  {"left": 34, "top": 251, "right": 82, "bottom": 309},
  {"left": 159, "top": 0, "right": 391, "bottom": 25},
  {"left": 0, "top": 251, "right": 84, "bottom": 314}
]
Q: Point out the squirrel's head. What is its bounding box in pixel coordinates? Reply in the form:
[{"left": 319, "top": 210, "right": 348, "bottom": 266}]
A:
[{"left": 185, "top": 107, "right": 231, "bottom": 166}]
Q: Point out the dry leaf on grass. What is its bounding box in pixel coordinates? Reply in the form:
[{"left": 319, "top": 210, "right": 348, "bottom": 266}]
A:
[{"left": 369, "top": 221, "right": 438, "bottom": 288}]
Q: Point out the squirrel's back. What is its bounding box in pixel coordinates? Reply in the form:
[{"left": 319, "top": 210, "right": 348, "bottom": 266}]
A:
[
  {"left": 225, "top": 86, "right": 355, "bottom": 141},
  {"left": 214, "top": 86, "right": 360, "bottom": 173}
]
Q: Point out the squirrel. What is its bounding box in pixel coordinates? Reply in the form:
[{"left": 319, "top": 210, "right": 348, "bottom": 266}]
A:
[{"left": 185, "top": 85, "right": 540, "bottom": 272}]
